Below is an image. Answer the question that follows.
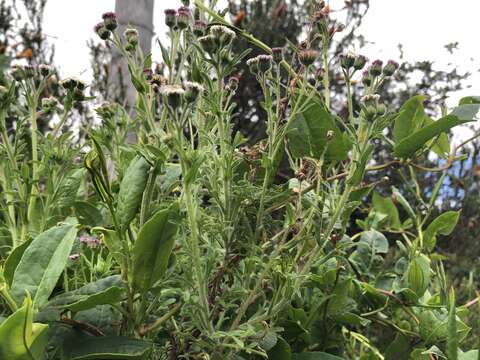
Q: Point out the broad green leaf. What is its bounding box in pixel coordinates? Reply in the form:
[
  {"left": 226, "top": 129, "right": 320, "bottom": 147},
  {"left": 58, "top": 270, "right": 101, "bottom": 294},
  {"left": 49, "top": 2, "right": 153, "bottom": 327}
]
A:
[
  {"left": 422, "top": 117, "right": 450, "bottom": 158},
  {"left": 424, "top": 211, "right": 460, "bottom": 252},
  {"left": 385, "top": 333, "right": 411, "bottom": 360},
  {"left": 292, "top": 352, "right": 344, "bottom": 360},
  {"left": 132, "top": 204, "right": 180, "bottom": 293},
  {"left": 458, "top": 350, "right": 479, "bottom": 360},
  {"left": 287, "top": 96, "right": 350, "bottom": 161},
  {"left": 0, "top": 295, "right": 49, "bottom": 360},
  {"left": 360, "top": 230, "right": 389, "bottom": 254},
  {"left": 450, "top": 104, "right": 480, "bottom": 120},
  {"left": 3, "top": 237, "right": 33, "bottom": 286},
  {"left": 267, "top": 337, "right": 291, "bottom": 360},
  {"left": 394, "top": 115, "right": 472, "bottom": 158},
  {"left": 459, "top": 96, "right": 480, "bottom": 105},
  {"left": 392, "top": 187, "right": 416, "bottom": 220},
  {"left": 393, "top": 95, "right": 426, "bottom": 142},
  {"left": 48, "top": 276, "right": 124, "bottom": 312},
  {"left": 74, "top": 201, "right": 103, "bottom": 227},
  {"left": 372, "top": 192, "right": 401, "bottom": 229},
  {"left": 117, "top": 156, "right": 150, "bottom": 231},
  {"left": 62, "top": 334, "right": 152, "bottom": 359},
  {"left": 11, "top": 221, "right": 78, "bottom": 309},
  {"left": 406, "top": 255, "right": 431, "bottom": 298},
  {"left": 57, "top": 169, "right": 84, "bottom": 209}
]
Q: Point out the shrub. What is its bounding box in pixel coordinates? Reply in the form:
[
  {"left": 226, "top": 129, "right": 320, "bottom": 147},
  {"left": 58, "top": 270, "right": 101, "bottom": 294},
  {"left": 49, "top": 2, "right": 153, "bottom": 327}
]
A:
[{"left": 0, "top": 1, "right": 479, "bottom": 359}]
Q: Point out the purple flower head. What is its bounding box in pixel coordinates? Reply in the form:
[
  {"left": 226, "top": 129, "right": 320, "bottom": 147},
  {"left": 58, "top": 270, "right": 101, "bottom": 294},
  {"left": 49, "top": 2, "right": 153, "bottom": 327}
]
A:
[
  {"left": 164, "top": 9, "right": 177, "bottom": 28},
  {"left": 369, "top": 59, "right": 383, "bottom": 77},
  {"left": 69, "top": 253, "right": 80, "bottom": 261},
  {"left": 80, "top": 235, "right": 100, "bottom": 249},
  {"left": 193, "top": 20, "right": 207, "bottom": 36},
  {"left": 94, "top": 22, "right": 110, "bottom": 40},
  {"left": 271, "top": 47, "right": 284, "bottom": 63},
  {"left": 383, "top": 59, "right": 399, "bottom": 76},
  {"left": 102, "top": 12, "right": 117, "bottom": 31}
]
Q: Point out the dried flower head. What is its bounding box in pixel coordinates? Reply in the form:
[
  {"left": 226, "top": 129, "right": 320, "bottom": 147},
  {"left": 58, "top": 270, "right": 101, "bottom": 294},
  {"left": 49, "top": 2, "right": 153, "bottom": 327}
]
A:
[
  {"left": 184, "top": 81, "right": 204, "bottom": 103},
  {"left": 198, "top": 34, "right": 217, "bottom": 54},
  {"left": 41, "top": 96, "right": 59, "bottom": 113},
  {"left": 94, "top": 22, "right": 110, "bottom": 40},
  {"left": 210, "top": 25, "right": 236, "bottom": 46},
  {"left": 161, "top": 84, "right": 185, "bottom": 109},
  {"left": 164, "top": 9, "right": 177, "bottom": 28},
  {"left": 298, "top": 49, "right": 319, "bottom": 66},
  {"left": 38, "top": 64, "right": 52, "bottom": 77},
  {"left": 102, "top": 12, "right": 117, "bottom": 31},
  {"left": 257, "top": 54, "right": 273, "bottom": 73},
  {"left": 124, "top": 28, "right": 139, "bottom": 45},
  {"left": 340, "top": 51, "right": 357, "bottom": 70}
]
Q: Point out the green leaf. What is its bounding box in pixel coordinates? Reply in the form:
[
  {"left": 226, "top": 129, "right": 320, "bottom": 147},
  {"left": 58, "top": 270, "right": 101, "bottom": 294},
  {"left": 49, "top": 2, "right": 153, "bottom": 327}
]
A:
[
  {"left": 3, "top": 238, "right": 33, "bottom": 287},
  {"left": 394, "top": 115, "right": 472, "bottom": 158},
  {"left": 0, "top": 295, "right": 49, "bottom": 360},
  {"left": 267, "top": 337, "right": 291, "bottom": 360},
  {"left": 459, "top": 96, "right": 480, "bottom": 105},
  {"left": 287, "top": 96, "right": 350, "bottom": 161},
  {"left": 424, "top": 211, "right": 460, "bottom": 252},
  {"left": 132, "top": 204, "right": 180, "bottom": 293},
  {"left": 392, "top": 187, "right": 416, "bottom": 220},
  {"left": 292, "top": 352, "right": 344, "bottom": 360},
  {"left": 406, "top": 255, "right": 431, "bottom": 297},
  {"left": 360, "top": 230, "right": 389, "bottom": 254},
  {"left": 116, "top": 156, "right": 150, "bottom": 231},
  {"left": 458, "top": 350, "right": 479, "bottom": 360},
  {"left": 62, "top": 334, "right": 152, "bottom": 359},
  {"left": 348, "top": 144, "right": 373, "bottom": 186},
  {"left": 393, "top": 95, "right": 427, "bottom": 142},
  {"left": 422, "top": 117, "right": 450, "bottom": 158},
  {"left": 57, "top": 169, "right": 84, "bottom": 209},
  {"left": 48, "top": 276, "right": 124, "bottom": 312},
  {"left": 447, "top": 290, "right": 458, "bottom": 360},
  {"left": 91, "top": 227, "right": 123, "bottom": 266},
  {"left": 372, "top": 192, "right": 401, "bottom": 229},
  {"left": 450, "top": 104, "right": 480, "bottom": 120},
  {"left": 11, "top": 221, "right": 78, "bottom": 309}
]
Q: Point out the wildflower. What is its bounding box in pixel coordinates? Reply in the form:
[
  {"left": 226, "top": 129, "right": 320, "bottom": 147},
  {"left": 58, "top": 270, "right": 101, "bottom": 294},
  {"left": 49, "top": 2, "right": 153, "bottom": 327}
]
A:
[
  {"left": 193, "top": 20, "right": 207, "bottom": 37},
  {"left": 94, "top": 22, "right": 110, "bottom": 40},
  {"left": 41, "top": 96, "right": 59, "bottom": 113},
  {"left": 257, "top": 54, "right": 273, "bottom": 73},
  {"left": 60, "top": 77, "right": 86, "bottom": 100},
  {"left": 184, "top": 81, "right": 204, "bottom": 103},
  {"left": 271, "top": 47, "right": 284, "bottom": 63},
  {"left": 80, "top": 235, "right": 100, "bottom": 248},
  {"left": 298, "top": 49, "right": 319, "bottom": 66},
  {"left": 151, "top": 74, "right": 166, "bottom": 87},
  {"left": 225, "top": 76, "right": 239, "bottom": 92},
  {"left": 353, "top": 55, "right": 368, "bottom": 71},
  {"left": 143, "top": 68, "right": 153, "bottom": 81},
  {"left": 69, "top": 253, "right": 80, "bottom": 262},
  {"left": 124, "top": 28, "right": 139, "bottom": 46},
  {"left": 164, "top": 9, "right": 177, "bottom": 28},
  {"left": 38, "top": 64, "right": 52, "bottom": 77},
  {"left": 361, "top": 70, "right": 372, "bottom": 87},
  {"left": 368, "top": 59, "right": 383, "bottom": 77},
  {"left": 177, "top": 7, "right": 190, "bottom": 29},
  {"left": 340, "top": 51, "right": 357, "bottom": 70},
  {"left": 383, "top": 60, "right": 399, "bottom": 77},
  {"left": 161, "top": 84, "right": 185, "bottom": 109},
  {"left": 210, "top": 25, "right": 236, "bottom": 47},
  {"left": 198, "top": 34, "right": 217, "bottom": 54},
  {"left": 361, "top": 94, "right": 382, "bottom": 119},
  {"left": 102, "top": 12, "right": 117, "bottom": 31}
]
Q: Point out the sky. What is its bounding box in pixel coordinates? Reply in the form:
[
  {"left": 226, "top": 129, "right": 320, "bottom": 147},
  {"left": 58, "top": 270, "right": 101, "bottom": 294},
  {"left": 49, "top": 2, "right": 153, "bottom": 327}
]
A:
[{"left": 41, "top": 0, "right": 479, "bottom": 139}]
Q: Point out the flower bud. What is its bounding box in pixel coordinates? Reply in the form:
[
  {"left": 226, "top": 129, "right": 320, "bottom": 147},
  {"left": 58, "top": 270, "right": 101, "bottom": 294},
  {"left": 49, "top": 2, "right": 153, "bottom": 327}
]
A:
[
  {"left": 10, "top": 65, "right": 24, "bottom": 81},
  {"left": 143, "top": 68, "right": 153, "bottom": 81},
  {"left": 198, "top": 34, "right": 217, "bottom": 54},
  {"left": 246, "top": 57, "right": 259, "bottom": 74},
  {"left": 298, "top": 49, "right": 319, "bottom": 66},
  {"left": 95, "top": 101, "right": 117, "bottom": 120},
  {"left": 383, "top": 60, "right": 399, "bottom": 77},
  {"left": 38, "top": 64, "right": 52, "bottom": 77},
  {"left": 361, "top": 70, "right": 372, "bottom": 87},
  {"left": 124, "top": 28, "right": 139, "bottom": 46},
  {"left": 102, "top": 12, "right": 117, "bottom": 31},
  {"left": 353, "top": 55, "right": 368, "bottom": 71},
  {"left": 41, "top": 96, "right": 59, "bottom": 113},
  {"left": 316, "top": 68, "right": 325, "bottom": 82},
  {"left": 164, "top": 9, "right": 177, "bottom": 28},
  {"left": 80, "top": 235, "right": 100, "bottom": 248},
  {"left": 360, "top": 94, "right": 381, "bottom": 120},
  {"left": 271, "top": 47, "right": 284, "bottom": 63},
  {"left": 340, "top": 51, "right": 356, "bottom": 70},
  {"left": 257, "top": 54, "right": 273, "bottom": 73},
  {"left": 177, "top": 7, "right": 190, "bottom": 29},
  {"left": 376, "top": 103, "right": 387, "bottom": 115},
  {"left": 59, "top": 77, "right": 77, "bottom": 91},
  {"left": 184, "top": 81, "right": 204, "bottom": 103},
  {"left": 368, "top": 59, "right": 383, "bottom": 77},
  {"left": 69, "top": 253, "right": 80, "bottom": 262},
  {"left": 161, "top": 84, "right": 185, "bottom": 109},
  {"left": 94, "top": 22, "right": 110, "bottom": 40},
  {"left": 193, "top": 20, "right": 207, "bottom": 36}
]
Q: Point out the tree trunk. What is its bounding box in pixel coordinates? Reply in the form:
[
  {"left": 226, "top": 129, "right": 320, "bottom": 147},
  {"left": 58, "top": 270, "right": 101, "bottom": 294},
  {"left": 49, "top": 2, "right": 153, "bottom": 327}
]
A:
[{"left": 108, "top": 0, "right": 155, "bottom": 106}]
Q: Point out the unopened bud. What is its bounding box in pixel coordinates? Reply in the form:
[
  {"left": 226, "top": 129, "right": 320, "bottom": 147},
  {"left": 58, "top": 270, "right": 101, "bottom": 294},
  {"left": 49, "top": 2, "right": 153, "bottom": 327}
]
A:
[
  {"left": 184, "top": 81, "right": 204, "bottom": 103},
  {"left": 271, "top": 47, "right": 284, "bottom": 63},
  {"left": 41, "top": 96, "right": 59, "bottom": 113},
  {"left": 38, "top": 64, "right": 52, "bottom": 77},
  {"left": 124, "top": 28, "right": 139, "bottom": 46},
  {"left": 164, "top": 9, "right": 177, "bottom": 28},
  {"left": 193, "top": 20, "right": 207, "bottom": 36},
  {"left": 198, "top": 35, "right": 217, "bottom": 54},
  {"left": 257, "top": 54, "right": 273, "bottom": 73},
  {"left": 368, "top": 59, "right": 383, "bottom": 77},
  {"left": 340, "top": 51, "right": 356, "bottom": 70},
  {"left": 383, "top": 60, "right": 399, "bottom": 77},
  {"left": 298, "top": 49, "right": 319, "bottom": 66},
  {"left": 177, "top": 7, "right": 191, "bottom": 29},
  {"left": 94, "top": 22, "right": 110, "bottom": 40},
  {"left": 353, "top": 55, "right": 368, "bottom": 71}
]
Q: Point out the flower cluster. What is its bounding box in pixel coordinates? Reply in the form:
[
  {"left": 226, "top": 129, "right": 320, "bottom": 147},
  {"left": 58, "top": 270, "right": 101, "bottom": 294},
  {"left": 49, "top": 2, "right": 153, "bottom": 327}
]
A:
[
  {"left": 160, "top": 81, "right": 204, "bottom": 110},
  {"left": 360, "top": 93, "right": 386, "bottom": 120},
  {"left": 198, "top": 25, "right": 236, "bottom": 55},
  {"left": 164, "top": 6, "right": 192, "bottom": 30},
  {"left": 59, "top": 76, "right": 87, "bottom": 100},
  {"left": 10, "top": 63, "right": 52, "bottom": 81},
  {"left": 94, "top": 12, "right": 117, "bottom": 40},
  {"left": 246, "top": 54, "right": 273, "bottom": 74}
]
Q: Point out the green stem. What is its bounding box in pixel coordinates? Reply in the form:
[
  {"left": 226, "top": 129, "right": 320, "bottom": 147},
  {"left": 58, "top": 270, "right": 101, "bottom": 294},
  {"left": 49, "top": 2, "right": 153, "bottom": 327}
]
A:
[
  {"left": 0, "top": 286, "right": 18, "bottom": 313},
  {"left": 27, "top": 103, "right": 39, "bottom": 226}
]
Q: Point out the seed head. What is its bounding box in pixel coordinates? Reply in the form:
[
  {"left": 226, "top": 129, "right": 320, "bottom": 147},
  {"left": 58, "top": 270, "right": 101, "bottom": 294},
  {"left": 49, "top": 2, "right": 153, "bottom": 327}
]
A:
[
  {"left": 161, "top": 84, "right": 185, "bottom": 109},
  {"left": 102, "top": 12, "right": 117, "bottom": 31},
  {"left": 184, "top": 81, "right": 204, "bottom": 103},
  {"left": 271, "top": 47, "right": 284, "bottom": 63},
  {"left": 298, "top": 49, "right": 319, "bottom": 66},
  {"left": 198, "top": 34, "right": 217, "bottom": 54},
  {"left": 38, "top": 64, "right": 52, "bottom": 77},
  {"left": 124, "top": 28, "right": 139, "bottom": 46},
  {"left": 383, "top": 60, "right": 399, "bottom": 76},
  {"left": 257, "top": 54, "right": 273, "bottom": 73},
  {"left": 164, "top": 9, "right": 177, "bottom": 28},
  {"left": 94, "top": 22, "right": 110, "bottom": 40},
  {"left": 210, "top": 25, "right": 236, "bottom": 47},
  {"left": 95, "top": 101, "right": 117, "bottom": 120},
  {"left": 225, "top": 76, "right": 239, "bottom": 92},
  {"left": 246, "top": 56, "right": 259, "bottom": 73},
  {"left": 193, "top": 20, "right": 207, "bottom": 37},
  {"left": 41, "top": 96, "right": 59, "bottom": 113},
  {"left": 368, "top": 59, "right": 383, "bottom": 77}
]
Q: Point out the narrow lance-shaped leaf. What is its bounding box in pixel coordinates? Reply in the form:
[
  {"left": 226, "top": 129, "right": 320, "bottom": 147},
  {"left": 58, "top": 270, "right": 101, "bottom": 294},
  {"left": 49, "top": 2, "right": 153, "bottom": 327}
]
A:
[
  {"left": 424, "top": 211, "right": 460, "bottom": 252},
  {"left": 132, "top": 204, "right": 180, "bottom": 293},
  {"left": 116, "top": 156, "right": 150, "bottom": 231},
  {"left": 10, "top": 220, "right": 78, "bottom": 309}
]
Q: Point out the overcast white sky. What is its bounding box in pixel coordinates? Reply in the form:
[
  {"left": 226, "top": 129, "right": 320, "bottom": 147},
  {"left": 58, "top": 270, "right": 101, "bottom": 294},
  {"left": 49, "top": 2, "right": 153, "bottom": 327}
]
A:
[{"left": 42, "top": 0, "right": 479, "bottom": 139}]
